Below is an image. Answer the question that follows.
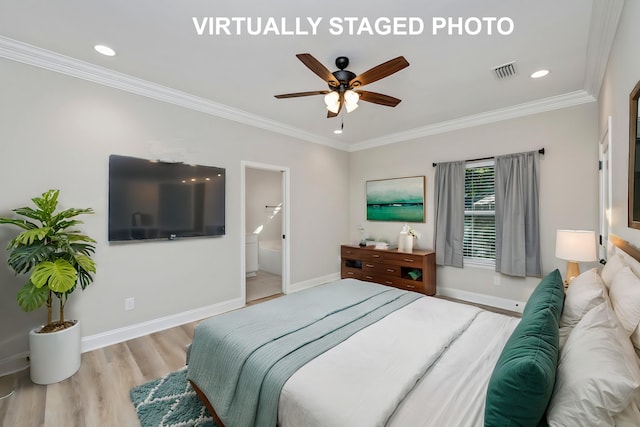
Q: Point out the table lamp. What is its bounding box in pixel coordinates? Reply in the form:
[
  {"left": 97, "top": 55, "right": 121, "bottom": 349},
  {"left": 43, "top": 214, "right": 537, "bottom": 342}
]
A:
[{"left": 555, "top": 229, "right": 597, "bottom": 285}]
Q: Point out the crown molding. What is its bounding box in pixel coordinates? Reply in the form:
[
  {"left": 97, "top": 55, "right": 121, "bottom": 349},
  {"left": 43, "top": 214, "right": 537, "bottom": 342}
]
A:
[
  {"left": 583, "top": 0, "right": 624, "bottom": 98},
  {"left": 349, "top": 90, "right": 596, "bottom": 152},
  {"left": 0, "top": 35, "right": 601, "bottom": 154},
  {"left": 0, "top": 36, "right": 349, "bottom": 151}
]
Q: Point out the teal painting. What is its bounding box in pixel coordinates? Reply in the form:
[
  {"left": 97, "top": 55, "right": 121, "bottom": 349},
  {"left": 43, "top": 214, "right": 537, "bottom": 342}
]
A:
[{"left": 366, "top": 176, "right": 425, "bottom": 222}]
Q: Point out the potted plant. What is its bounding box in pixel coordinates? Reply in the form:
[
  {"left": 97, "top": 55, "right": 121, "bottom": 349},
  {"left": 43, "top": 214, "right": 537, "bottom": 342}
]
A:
[{"left": 0, "top": 189, "right": 97, "bottom": 384}]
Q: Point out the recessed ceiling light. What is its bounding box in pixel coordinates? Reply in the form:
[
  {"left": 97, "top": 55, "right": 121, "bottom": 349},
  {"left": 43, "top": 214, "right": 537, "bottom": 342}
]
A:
[
  {"left": 333, "top": 129, "right": 343, "bottom": 134},
  {"left": 530, "top": 69, "right": 550, "bottom": 79},
  {"left": 94, "top": 44, "right": 116, "bottom": 57}
]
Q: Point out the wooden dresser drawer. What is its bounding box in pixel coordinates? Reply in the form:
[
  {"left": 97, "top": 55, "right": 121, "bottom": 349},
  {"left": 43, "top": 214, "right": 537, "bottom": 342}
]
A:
[
  {"left": 340, "top": 245, "right": 436, "bottom": 296},
  {"left": 341, "top": 246, "right": 366, "bottom": 258},
  {"left": 393, "top": 280, "right": 425, "bottom": 293},
  {"left": 384, "top": 252, "right": 425, "bottom": 266},
  {"left": 341, "top": 266, "right": 362, "bottom": 279},
  {"left": 362, "top": 262, "right": 400, "bottom": 276}
]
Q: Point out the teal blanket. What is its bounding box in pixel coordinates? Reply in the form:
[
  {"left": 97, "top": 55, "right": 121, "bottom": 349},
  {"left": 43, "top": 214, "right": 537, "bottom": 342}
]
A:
[{"left": 187, "top": 279, "right": 422, "bottom": 427}]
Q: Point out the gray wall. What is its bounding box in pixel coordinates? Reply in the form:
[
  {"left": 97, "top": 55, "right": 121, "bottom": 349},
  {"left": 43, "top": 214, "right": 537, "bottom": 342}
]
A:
[
  {"left": 0, "top": 58, "right": 349, "bottom": 366},
  {"left": 349, "top": 103, "right": 600, "bottom": 304}
]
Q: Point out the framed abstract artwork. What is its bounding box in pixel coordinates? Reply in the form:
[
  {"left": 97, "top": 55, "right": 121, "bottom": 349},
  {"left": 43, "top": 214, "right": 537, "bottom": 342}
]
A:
[{"left": 366, "top": 176, "right": 425, "bottom": 222}]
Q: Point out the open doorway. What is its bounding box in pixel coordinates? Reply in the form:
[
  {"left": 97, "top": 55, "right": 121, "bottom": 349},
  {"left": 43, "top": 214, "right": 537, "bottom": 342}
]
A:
[{"left": 241, "top": 161, "right": 290, "bottom": 303}]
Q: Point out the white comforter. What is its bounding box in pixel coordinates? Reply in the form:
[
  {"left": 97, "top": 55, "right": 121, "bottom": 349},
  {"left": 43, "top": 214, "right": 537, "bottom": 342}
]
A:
[{"left": 278, "top": 297, "right": 519, "bottom": 427}]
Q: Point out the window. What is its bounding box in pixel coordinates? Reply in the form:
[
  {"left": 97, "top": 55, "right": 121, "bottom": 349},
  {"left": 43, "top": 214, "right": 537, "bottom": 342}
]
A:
[{"left": 464, "top": 160, "right": 495, "bottom": 266}]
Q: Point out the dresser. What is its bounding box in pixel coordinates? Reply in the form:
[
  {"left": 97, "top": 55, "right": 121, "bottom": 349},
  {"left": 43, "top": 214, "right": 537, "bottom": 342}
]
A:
[{"left": 340, "top": 245, "right": 436, "bottom": 295}]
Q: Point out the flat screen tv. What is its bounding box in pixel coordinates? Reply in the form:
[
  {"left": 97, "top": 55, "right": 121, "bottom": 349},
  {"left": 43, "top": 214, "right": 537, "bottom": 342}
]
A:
[{"left": 108, "top": 154, "right": 225, "bottom": 242}]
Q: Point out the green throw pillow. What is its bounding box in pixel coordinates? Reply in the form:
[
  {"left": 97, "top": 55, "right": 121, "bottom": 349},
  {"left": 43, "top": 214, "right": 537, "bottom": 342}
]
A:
[
  {"left": 522, "top": 269, "right": 564, "bottom": 322},
  {"left": 485, "top": 270, "right": 564, "bottom": 427}
]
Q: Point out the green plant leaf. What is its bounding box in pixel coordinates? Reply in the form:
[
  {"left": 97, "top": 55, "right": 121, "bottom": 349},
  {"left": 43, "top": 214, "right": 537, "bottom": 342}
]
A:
[
  {"left": 0, "top": 217, "right": 37, "bottom": 230},
  {"left": 16, "top": 281, "right": 49, "bottom": 312},
  {"left": 6, "top": 242, "right": 55, "bottom": 274},
  {"left": 12, "top": 207, "right": 47, "bottom": 224},
  {"left": 75, "top": 254, "right": 96, "bottom": 273},
  {"left": 30, "top": 259, "right": 77, "bottom": 293},
  {"left": 61, "top": 233, "right": 97, "bottom": 244},
  {"left": 32, "top": 189, "right": 59, "bottom": 217},
  {"left": 12, "top": 227, "right": 50, "bottom": 246},
  {"left": 69, "top": 242, "right": 96, "bottom": 256}
]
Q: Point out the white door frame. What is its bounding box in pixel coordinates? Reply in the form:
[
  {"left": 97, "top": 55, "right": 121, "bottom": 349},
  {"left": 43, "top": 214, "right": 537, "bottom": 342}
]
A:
[
  {"left": 599, "top": 115, "right": 613, "bottom": 259},
  {"left": 240, "top": 161, "right": 291, "bottom": 303}
]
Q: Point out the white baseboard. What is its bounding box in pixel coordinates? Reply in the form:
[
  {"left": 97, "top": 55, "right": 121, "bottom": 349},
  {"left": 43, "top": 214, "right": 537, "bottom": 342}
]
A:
[
  {"left": 437, "top": 287, "right": 525, "bottom": 314},
  {"left": 81, "top": 297, "right": 244, "bottom": 353},
  {"left": 287, "top": 273, "right": 341, "bottom": 294},
  {"left": 0, "top": 351, "right": 30, "bottom": 377}
]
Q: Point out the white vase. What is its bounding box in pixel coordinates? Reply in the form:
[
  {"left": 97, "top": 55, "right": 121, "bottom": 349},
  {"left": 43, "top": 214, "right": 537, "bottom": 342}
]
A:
[
  {"left": 399, "top": 234, "right": 413, "bottom": 253},
  {"left": 29, "top": 321, "right": 81, "bottom": 385}
]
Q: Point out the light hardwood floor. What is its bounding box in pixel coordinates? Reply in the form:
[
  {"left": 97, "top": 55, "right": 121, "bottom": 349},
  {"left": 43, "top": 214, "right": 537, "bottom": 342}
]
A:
[
  {"left": 0, "top": 292, "right": 515, "bottom": 426},
  {"left": 0, "top": 293, "right": 282, "bottom": 427}
]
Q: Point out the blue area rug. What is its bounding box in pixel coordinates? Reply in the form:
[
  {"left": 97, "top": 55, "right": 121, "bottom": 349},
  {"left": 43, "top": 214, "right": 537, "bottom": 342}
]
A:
[{"left": 130, "top": 367, "right": 216, "bottom": 427}]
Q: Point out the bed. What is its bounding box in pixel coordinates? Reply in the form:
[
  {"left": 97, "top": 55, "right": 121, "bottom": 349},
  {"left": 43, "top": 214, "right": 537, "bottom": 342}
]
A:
[{"left": 186, "top": 235, "right": 640, "bottom": 427}]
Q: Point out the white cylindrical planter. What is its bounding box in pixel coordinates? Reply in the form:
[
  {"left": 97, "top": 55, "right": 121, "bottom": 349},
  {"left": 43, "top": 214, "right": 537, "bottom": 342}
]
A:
[
  {"left": 29, "top": 321, "right": 81, "bottom": 385},
  {"left": 398, "top": 234, "right": 413, "bottom": 253}
]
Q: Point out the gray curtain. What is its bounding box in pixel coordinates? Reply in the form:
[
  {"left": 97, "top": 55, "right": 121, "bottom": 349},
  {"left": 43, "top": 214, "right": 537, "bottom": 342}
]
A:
[
  {"left": 434, "top": 161, "right": 465, "bottom": 267},
  {"left": 495, "top": 151, "right": 541, "bottom": 277}
]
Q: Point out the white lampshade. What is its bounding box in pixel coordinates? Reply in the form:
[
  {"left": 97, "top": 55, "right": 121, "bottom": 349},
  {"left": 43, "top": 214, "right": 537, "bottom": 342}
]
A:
[
  {"left": 344, "top": 90, "right": 359, "bottom": 113},
  {"left": 324, "top": 92, "right": 340, "bottom": 113},
  {"left": 555, "top": 230, "right": 597, "bottom": 262}
]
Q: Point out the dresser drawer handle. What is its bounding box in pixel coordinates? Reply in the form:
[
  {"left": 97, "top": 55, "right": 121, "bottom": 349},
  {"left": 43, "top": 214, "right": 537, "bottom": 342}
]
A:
[
  {"left": 406, "top": 284, "right": 416, "bottom": 289},
  {"left": 386, "top": 268, "right": 395, "bottom": 272},
  {"left": 347, "top": 272, "right": 354, "bottom": 276},
  {"left": 384, "top": 281, "right": 393, "bottom": 285},
  {"left": 372, "top": 254, "right": 381, "bottom": 258},
  {"left": 365, "top": 276, "right": 374, "bottom": 280},
  {"left": 403, "top": 258, "right": 415, "bottom": 262},
  {"left": 365, "top": 264, "right": 375, "bottom": 268}
]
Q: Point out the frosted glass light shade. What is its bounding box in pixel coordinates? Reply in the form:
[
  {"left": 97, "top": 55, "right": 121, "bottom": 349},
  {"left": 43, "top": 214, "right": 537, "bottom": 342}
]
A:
[
  {"left": 555, "top": 230, "right": 597, "bottom": 262},
  {"left": 344, "top": 90, "right": 359, "bottom": 113},
  {"left": 324, "top": 92, "right": 340, "bottom": 113}
]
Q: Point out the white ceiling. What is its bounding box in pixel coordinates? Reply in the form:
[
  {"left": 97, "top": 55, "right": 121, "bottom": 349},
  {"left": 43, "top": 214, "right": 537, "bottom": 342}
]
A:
[{"left": 0, "top": 1, "right": 623, "bottom": 151}]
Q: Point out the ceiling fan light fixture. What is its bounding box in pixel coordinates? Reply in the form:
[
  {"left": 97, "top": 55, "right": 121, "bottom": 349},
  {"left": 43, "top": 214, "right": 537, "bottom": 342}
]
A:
[
  {"left": 345, "top": 101, "right": 359, "bottom": 113},
  {"left": 344, "top": 90, "right": 359, "bottom": 105},
  {"left": 344, "top": 89, "right": 359, "bottom": 113},
  {"left": 324, "top": 91, "right": 340, "bottom": 113}
]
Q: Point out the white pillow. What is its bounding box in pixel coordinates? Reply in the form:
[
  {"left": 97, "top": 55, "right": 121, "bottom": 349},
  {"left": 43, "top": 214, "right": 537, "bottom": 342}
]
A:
[
  {"left": 609, "top": 266, "right": 640, "bottom": 337},
  {"left": 547, "top": 302, "right": 640, "bottom": 427},
  {"left": 558, "top": 268, "right": 608, "bottom": 347},
  {"left": 601, "top": 253, "right": 627, "bottom": 288},
  {"left": 614, "top": 245, "right": 640, "bottom": 279}
]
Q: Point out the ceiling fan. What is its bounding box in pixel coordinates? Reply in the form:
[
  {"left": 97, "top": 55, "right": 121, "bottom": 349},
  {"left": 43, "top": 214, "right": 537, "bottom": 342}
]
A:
[{"left": 275, "top": 53, "right": 409, "bottom": 118}]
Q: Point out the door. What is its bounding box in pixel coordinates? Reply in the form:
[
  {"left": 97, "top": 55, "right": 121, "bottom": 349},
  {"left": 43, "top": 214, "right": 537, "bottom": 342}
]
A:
[{"left": 242, "top": 161, "right": 290, "bottom": 303}]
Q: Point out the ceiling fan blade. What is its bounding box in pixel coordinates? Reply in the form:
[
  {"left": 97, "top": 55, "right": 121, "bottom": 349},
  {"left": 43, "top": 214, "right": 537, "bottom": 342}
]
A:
[
  {"left": 349, "top": 56, "right": 409, "bottom": 88},
  {"left": 296, "top": 53, "right": 339, "bottom": 87},
  {"left": 275, "top": 90, "right": 329, "bottom": 99},
  {"left": 356, "top": 90, "right": 402, "bottom": 107}
]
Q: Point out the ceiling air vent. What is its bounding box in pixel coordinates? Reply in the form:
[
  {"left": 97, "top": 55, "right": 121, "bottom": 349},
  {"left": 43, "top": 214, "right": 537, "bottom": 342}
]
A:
[{"left": 492, "top": 62, "right": 517, "bottom": 79}]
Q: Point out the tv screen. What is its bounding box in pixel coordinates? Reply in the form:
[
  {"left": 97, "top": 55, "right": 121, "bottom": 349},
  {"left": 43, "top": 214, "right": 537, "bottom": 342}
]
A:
[{"left": 108, "top": 154, "right": 225, "bottom": 242}]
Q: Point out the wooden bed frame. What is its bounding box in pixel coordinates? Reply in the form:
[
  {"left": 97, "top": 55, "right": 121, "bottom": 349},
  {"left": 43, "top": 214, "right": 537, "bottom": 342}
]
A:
[
  {"left": 188, "top": 233, "right": 640, "bottom": 427},
  {"left": 190, "top": 380, "right": 227, "bottom": 427},
  {"left": 610, "top": 233, "right": 640, "bottom": 262}
]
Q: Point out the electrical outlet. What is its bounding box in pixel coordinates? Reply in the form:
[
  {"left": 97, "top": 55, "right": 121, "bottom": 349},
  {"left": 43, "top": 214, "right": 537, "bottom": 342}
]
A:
[
  {"left": 125, "top": 297, "right": 135, "bottom": 311},
  {"left": 493, "top": 275, "right": 500, "bottom": 286}
]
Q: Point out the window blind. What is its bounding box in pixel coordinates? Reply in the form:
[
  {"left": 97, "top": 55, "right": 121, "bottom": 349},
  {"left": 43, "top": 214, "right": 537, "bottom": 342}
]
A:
[{"left": 464, "top": 161, "right": 496, "bottom": 266}]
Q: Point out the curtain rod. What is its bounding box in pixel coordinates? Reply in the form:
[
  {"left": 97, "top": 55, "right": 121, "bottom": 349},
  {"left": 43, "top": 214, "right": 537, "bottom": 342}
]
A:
[{"left": 432, "top": 148, "right": 545, "bottom": 167}]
